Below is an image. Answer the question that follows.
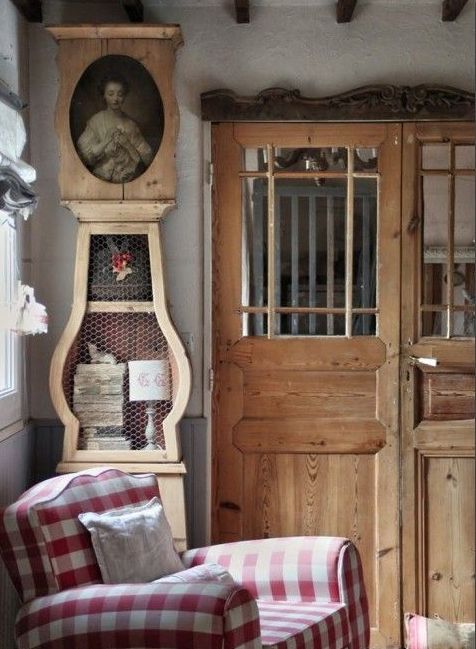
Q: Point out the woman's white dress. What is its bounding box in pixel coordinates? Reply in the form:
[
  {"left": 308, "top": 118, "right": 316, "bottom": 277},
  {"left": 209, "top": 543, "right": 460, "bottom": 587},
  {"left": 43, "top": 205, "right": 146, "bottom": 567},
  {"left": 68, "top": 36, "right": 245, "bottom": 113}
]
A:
[{"left": 77, "top": 110, "right": 153, "bottom": 183}]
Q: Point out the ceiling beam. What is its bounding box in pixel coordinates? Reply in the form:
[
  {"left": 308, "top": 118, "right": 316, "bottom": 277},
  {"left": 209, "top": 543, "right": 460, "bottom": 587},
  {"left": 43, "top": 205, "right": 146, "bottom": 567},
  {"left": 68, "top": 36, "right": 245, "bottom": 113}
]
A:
[
  {"left": 121, "top": 0, "right": 144, "bottom": 23},
  {"left": 235, "top": 0, "right": 250, "bottom": 24},
  {"left": 336, "top": 0, "right": 358, "bottom": 23},
  {"left": 10, "top": 0, "right": 42, "bottom": 22},
  {"left": 442, "top": 0, "right": 469, "bottom": 20}
]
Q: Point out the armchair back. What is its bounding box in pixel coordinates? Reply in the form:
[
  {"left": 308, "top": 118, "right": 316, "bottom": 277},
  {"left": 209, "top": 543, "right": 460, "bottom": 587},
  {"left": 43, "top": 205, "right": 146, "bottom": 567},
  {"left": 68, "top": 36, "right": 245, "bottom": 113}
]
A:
[{"left": 0, "top": 467, "right": 158, "bottom": 602}]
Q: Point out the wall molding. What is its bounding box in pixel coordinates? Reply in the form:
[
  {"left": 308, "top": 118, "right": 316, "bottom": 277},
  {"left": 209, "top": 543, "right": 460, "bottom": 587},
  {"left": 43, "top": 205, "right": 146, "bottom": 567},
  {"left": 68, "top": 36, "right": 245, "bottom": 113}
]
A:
[{"left": 201, "top": 84, "right": 475, "bottom": 122}]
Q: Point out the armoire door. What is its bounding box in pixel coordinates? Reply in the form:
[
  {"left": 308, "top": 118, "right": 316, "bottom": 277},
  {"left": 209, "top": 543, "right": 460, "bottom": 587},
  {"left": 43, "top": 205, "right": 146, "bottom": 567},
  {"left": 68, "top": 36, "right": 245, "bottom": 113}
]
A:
[
  {"left": 211, "top": 122, "right": 402, "bottom": 647},
  {"left": 401, "top": 122, "right": 475, "bottom": 622}
]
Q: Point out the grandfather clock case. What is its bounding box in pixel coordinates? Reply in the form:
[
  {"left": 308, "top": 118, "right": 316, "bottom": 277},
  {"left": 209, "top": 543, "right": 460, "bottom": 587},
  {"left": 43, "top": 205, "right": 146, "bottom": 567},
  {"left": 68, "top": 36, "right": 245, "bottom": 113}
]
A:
[{"left": 48, "top": 25, "right": 191, "bottom": 550}]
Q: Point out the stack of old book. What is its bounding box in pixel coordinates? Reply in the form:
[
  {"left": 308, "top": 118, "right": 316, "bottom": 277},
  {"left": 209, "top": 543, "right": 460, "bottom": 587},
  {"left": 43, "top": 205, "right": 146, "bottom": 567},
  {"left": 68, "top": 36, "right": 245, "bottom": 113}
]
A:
[{"left": 73, "top": 362, "right": 129, "bottom": 450}]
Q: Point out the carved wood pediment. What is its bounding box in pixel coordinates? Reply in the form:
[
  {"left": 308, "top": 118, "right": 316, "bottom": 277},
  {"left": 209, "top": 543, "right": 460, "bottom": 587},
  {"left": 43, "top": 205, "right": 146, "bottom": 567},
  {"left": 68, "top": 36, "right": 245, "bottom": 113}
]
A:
[{"left": 201, "top": 84, "right": 475, "bottom": 122}]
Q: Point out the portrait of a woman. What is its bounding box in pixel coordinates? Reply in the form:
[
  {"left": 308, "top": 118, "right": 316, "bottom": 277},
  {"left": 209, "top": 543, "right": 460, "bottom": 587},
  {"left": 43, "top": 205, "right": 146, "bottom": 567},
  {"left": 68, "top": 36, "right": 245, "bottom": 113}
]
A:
[
  {"left": 70, "top": 55, "right": 164, "bottom": 184},
  {"left": 77, "top": 74, "right": 153, "bottom": 183}
]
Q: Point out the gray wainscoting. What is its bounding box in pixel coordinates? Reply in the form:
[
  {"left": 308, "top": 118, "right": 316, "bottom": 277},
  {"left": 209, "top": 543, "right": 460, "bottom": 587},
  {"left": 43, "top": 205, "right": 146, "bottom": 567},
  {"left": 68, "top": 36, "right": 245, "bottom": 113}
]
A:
[
  {"left": 0, "top": 424, "right": 35, "bottom": 649},
  {"left": 33, "top": 417, "right": 209, "bottom": 548}
]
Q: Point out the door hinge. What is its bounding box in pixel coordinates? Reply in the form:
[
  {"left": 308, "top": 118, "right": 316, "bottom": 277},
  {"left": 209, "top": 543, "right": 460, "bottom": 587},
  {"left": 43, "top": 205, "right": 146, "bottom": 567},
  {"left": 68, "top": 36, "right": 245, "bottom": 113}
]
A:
[
  {"left": 208, "top": 367, "right": 215, "bottom": 392},
  {"left": 207, "top": 161, "right": 214, "bottom": 186}
]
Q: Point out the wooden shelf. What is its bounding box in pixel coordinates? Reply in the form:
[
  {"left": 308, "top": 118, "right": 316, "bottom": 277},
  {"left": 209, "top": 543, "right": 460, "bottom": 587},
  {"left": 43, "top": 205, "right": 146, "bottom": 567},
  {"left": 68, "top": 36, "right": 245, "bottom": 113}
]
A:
[{"left": 87, "top": 301, "right": 155, "bottom": 313}]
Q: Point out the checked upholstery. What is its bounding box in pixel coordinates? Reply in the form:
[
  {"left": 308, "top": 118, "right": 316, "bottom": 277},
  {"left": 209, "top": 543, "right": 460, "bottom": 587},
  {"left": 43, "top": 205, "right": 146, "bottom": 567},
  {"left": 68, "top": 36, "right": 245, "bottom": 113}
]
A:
[{"left": 0, "top": 467, "right": 370, "bottom": 649}]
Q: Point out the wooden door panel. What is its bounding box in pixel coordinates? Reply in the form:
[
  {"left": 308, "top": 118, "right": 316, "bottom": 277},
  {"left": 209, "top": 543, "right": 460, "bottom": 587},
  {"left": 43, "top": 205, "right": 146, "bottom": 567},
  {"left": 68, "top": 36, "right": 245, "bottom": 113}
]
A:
[
  {"left": 243, "top": 453, "right": 377, "bottom": 623},
  {"left": 419, "top": 371, "right": 475, "bottom": 420},
  {"left": 425, "top": 456, "right": 475, "bottom": 621},
  {"left": 401, "top": 122, "right": 475, "bottom": 623},
  {"left": 212, "top": 122, "right": 401, "bottom": 647},
  {"left": 243, "top": 370, "right": 376, "bottom": 418}
]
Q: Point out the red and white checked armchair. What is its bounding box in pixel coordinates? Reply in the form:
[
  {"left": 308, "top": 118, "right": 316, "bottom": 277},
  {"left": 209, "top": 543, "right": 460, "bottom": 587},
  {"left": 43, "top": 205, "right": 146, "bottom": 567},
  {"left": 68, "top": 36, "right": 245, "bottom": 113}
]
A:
[{"left": 0, "top": 467, "right": 370, "bottom": 649}]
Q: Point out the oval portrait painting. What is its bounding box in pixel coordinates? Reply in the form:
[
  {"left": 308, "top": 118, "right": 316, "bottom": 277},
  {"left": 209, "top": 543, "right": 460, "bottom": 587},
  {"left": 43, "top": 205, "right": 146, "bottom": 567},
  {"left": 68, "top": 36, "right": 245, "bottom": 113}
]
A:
[{"left": 70, "top": 55, "right": 164, "bottom": 184}]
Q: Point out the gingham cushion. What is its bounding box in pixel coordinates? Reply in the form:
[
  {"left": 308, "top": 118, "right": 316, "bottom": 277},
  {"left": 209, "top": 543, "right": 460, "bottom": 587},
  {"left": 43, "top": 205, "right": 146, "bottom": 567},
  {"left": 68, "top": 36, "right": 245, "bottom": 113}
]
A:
[
  {"left": 15, "top": 581, "right": 262, "bottom": 649},
  {"left": 259, "top": 600, "right": 349, "bottom": 649},
  {"left": 337, "top": 541, "right": 369, "bottom": 649},
  {"left": 183, "top": 536, "right": 370, "bottom": 649},
  {"left": 0, "top": 467, "right": 159, "bottom": 600},
  {"left": 182, "top": 537, "right": 345, "bottom": 602}
]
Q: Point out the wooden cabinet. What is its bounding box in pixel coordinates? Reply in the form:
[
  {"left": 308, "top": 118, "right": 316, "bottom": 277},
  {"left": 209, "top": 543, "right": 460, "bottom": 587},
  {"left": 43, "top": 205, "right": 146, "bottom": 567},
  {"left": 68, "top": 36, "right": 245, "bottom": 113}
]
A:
[{"left": 47, "top": 25, "right": 191, "bottom": 550}]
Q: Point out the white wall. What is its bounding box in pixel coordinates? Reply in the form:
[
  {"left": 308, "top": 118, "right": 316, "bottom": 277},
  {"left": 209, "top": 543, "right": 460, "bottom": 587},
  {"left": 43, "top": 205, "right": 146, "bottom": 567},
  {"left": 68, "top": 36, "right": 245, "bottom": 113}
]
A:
[{"left": 28, "top": 1, "right": 475, "bottom": 419}]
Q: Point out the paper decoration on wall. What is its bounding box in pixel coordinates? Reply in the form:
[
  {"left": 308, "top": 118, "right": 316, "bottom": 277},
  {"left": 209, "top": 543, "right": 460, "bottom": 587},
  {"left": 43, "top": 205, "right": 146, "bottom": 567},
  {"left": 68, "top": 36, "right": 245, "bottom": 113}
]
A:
[{"left": 0, "top": 282, "right": 48, "bottom": 335}]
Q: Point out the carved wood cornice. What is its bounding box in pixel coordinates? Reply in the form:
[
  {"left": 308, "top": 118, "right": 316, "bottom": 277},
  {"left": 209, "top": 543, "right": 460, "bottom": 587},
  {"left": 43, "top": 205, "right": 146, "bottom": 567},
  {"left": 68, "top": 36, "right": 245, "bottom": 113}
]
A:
[{"left": 201, "top": 85, "right": 475, "bottom": 122}]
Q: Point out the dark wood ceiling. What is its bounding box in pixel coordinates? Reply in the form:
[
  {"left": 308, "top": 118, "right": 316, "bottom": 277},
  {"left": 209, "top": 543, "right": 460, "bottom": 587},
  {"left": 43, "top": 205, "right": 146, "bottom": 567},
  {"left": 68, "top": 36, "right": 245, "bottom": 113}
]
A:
[{"left": 9, "top": 0, "right": 472, "bottom": 24}]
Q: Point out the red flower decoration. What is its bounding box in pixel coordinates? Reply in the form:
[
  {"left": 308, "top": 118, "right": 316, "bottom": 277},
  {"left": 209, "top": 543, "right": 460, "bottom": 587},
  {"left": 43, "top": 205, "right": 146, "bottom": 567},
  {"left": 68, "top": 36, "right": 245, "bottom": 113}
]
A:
[{"left": 112, "top": 252, "right": 134, "bottom": 281}]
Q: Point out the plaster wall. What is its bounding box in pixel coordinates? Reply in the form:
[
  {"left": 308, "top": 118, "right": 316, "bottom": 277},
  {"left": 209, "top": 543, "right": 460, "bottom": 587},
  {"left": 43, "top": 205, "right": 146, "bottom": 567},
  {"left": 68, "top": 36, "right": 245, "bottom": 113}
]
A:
[{"left": 28, "top": 1, "right": 474, "bottom": 419}]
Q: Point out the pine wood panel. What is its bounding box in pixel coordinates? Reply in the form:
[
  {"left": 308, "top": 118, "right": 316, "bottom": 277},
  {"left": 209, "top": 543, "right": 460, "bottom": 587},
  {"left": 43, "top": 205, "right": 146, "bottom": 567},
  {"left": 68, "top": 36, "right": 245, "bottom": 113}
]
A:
[
  {"left": 243, "top": 453, "right": 376, "bottom": 625},
  {"left": 225, "top": 337, "right": 386, "bottom": 370},
  {"left": 243, "top": 370, "right": 376, "bottom": 417},
  {"left": 212, "top": 124, "right": 245, "bottom": 541},
  {"left": 233, "top": 123, "right": 387, "bottom": 148},
  {"left": 420, "top": 373, "right": 475, "bottom": 420},
  {"left": 414, "top": 420, "right": 475, "bottom": 451},
  {"left": 424, "top": 456, "right": 475, "bottom": 621},
  {"left": 54, "top": 39, "right": 121, "bottom": 201},
  {"left": 233, "top": 418, "right": 386, "bottom": 454},
  {"left": 106, "top": 38, "right": 179, "bottom": 201}
]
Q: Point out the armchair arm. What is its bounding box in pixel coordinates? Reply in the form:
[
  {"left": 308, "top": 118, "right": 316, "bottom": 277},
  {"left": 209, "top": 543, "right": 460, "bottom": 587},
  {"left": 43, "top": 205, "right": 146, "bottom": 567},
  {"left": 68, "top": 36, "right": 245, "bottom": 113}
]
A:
[
  {"left": 15, "top": 582, "right": 261, "bottom": 649},
  {"left": 183, "top": 536, "right": 370, "bottom": 649}
]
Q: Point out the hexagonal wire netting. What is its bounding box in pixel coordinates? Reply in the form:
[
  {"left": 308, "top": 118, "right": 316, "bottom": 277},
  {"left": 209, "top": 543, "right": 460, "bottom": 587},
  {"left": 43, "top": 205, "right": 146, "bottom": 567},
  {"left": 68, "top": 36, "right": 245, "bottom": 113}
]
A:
[
  {"left": 62, "top": 231, "right": 173, "bottom": 452},
  {"left": 63, "top": 312, "right": 173, "bottom": 451},
  {"left": 88, "top": 234, "right": 153, "bottom": 301}
]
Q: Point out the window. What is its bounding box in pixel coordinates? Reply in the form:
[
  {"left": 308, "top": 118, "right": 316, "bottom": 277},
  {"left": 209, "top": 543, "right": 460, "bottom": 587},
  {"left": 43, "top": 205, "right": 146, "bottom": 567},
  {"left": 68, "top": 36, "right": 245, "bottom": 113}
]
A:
[
  {"left": 0, "top": 223, "right": 21, "bottom": 430},
  {"left": 240, "top": 145, "right": 379, "bottom": 337}
]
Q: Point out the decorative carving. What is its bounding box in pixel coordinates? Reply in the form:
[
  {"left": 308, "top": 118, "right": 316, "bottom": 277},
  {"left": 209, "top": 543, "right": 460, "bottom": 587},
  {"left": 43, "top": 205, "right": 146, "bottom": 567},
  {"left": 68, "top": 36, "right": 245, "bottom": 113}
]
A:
[{"left": 201, "top": 84, "right": 475, "bottom": 122}]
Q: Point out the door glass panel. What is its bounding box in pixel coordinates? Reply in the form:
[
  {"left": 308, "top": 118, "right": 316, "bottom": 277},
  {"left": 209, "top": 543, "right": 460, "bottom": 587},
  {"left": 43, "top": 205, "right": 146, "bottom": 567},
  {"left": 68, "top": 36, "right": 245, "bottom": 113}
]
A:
[
  {"left": 422, "top": 176, "right": 448, "bottom": 315},
  {"left": 455, "top": 145, "right": 475, "bottom": 170},
  {"left": 243, "top": 312, "right": 268, "bottom": 336},
  {"left": 241, "top": 178, "right": 268, "bottom": 308},
  {"left": 353, "top": 179, "right": 377, "bottom": 309},
  {"left": 276, "top": 313, "right": 345, "bottom": 336},
  {"left": 421, "top": 144, "right": 449, "bottom": 170},
  {"left": 454, "top": 175, "right": 475, "bottom": 337},
  {"left": 422, "top": 310, "right": 445, "bottom": 337},
  {"left": 239, "top": 140, "right": 384, "bottom": 338},
  {"left": 274, "top": 178, "right": 347, "bottom": 315},
  {"left": 352, "top": 314, "right": 376, "bottom": 336},
  {"left": 354, "top": 148, "right": 378, "bottom": 172},
  {"left": 242, "top": 147, "right": 268, "bottom": 172},
  {"left": 274, "top": 147, "right": 347, "bottom": 172},
  {"left": 455, "top": 176, "right": 475, "bottom": 247}
]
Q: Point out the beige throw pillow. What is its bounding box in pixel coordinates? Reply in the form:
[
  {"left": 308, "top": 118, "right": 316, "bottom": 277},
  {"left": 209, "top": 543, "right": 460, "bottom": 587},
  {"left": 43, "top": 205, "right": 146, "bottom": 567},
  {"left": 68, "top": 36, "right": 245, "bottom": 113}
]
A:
[
  {"left": 78, "top": 497, "right": 184, "bottom": 584},
  {"left": 154, "top": 562, "right": 235, "bottom": 585}
]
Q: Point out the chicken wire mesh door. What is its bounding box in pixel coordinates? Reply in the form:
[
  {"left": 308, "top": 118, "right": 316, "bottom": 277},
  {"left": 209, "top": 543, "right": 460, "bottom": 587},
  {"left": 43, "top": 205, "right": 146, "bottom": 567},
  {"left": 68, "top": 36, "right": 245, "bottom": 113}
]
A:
[{"left": 50, "top": 220, "right": 191, "bottom": 468}]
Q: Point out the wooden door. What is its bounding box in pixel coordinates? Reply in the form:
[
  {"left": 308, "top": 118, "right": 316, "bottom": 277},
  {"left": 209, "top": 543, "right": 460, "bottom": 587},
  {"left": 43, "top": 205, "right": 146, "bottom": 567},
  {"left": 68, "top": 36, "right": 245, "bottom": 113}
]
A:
[
  {"left": 212, "top": 123, "right": 402, "bottom": 647},
  {"left": 401, "top": 123, "right": 475, "bottom": 621}
]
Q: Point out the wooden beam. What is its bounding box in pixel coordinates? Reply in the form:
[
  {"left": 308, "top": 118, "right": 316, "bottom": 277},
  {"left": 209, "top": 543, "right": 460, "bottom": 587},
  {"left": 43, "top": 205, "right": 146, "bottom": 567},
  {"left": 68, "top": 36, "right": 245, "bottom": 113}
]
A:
[
  {"left": 442, "top": 0, "right": 469, "bottom": 20},
  {"left": 235, "top": 0, "right": 250, "bottom": 24},
  {"left": 336, "top": 0, "right": 357, "bottom": 23},
  {"left": 10, "top": 0, "right": 42, "bottom": 22},
  {"left": 121, "top": 0, "right": 144, "bottom": 23}
]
